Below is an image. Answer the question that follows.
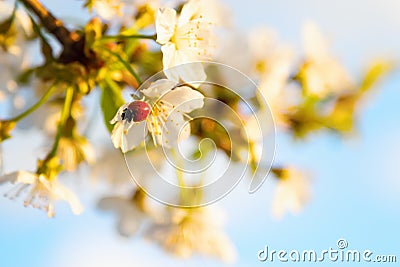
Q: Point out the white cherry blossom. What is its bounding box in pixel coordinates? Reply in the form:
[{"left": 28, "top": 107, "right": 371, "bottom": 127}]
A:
[
  {"left": 155, "top": 0, "right": 218, "bottom": 82},
  {"left": 145, "top": 206, "right": 236, "bottom": 263},
  {"left": 249, "top": 27, "right": 296, "bottom": 127},
  {"left": 301, "top": 21, "right": 353, "bottom": 97},
  {"left": 98, "top": 196, "right": 147, "bottom": 237},
  {"left": 0, "top": 2, "right": 32, "bottom": 109},
  {"left": 271, "top": 168, "right": 311, "bottom": 219},
  {"left": 0, "top": 171, "right": 83, "bottom": 217},
  {"left": 110, "top": 79, "right": 204, "bottom": 153}
]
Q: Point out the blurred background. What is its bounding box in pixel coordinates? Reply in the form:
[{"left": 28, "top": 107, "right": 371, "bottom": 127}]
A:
[{"left": 0, "top": 0, "right": 399, "bottom": 266}]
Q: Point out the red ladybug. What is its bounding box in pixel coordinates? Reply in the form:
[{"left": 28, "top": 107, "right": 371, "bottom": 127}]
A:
[{"left": 121, "top": 101, "right": 151, "bottom": 123}]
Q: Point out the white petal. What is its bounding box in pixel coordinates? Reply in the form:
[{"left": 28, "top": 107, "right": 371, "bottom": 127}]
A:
[
  {"left": 160, "top": 44, "right": 207, "bottom": 84},
  {"left": 123, "top": 121, "right": 148, "bottom": 152},
  {"left": 111, "top": 121, "right": 125, "bottom": 150},
  {"left": 98, "top": 197, "right": 144, "bottom": 237},
  {"left": 118, "top": 213, "right": 142, "bottom": 237},
  {"left": 169, "top": 62, "right": 207, "bottom": 85},
  {"left": 0, "top": 171, "right": 37, "bottom": 184},
  {"left": 271, "top": 184, "right": 287, "bottom": 219},
  {"left": 179, "top": 0, "right": 224, "bottom": 25},
  {"left": 159, "top": 112, "right": 191, "bottom": 147},
  {"left": 179, "top": 121, "right": 191, "bottom": 141},
  {"left": 98, "top": 196, "right": 130, "bottom": 213},
  {"left": 178, "top": 0, "right": 201, "bottom": 26},
  {"left": 141, "top": 79, "right": 177, "bottom": 99},
  {"left": 81, "top": 141, "right": 96, "bottom": 164},
  {"left": 94, "top": 2, "right": 118, "bottom": 20},
  {"left": 15, "top": 10, "right": 33, "bottom": 36},
  {"left": 249, "top": 27, "right": 278, "bottom": 60},
  {"left": 161, "top": 42, "right": 180, "bottom": 69},
  {"left": 162, "top": 87, "right": 204, "bottom": 113},
  {"left": 302, "top": 21, "right": 329, "bottom": 60},
  {"left": 111, "top": 120, "right": 148, "bottom": 153},
  {"left": 40, "top": 176, "right": 84, "bottom": 215},
  {"left": 56, "top": 186, "right": 84, "bottom": 215},
  {"left": 156, "top": 8, "right": 177, "bottom": 45},
  {"left": 242, "top": 114, "right": 262, "bottom": 142},
  {"left": 271, "top": 170, "right": 311, "bottom": 219},
  {"left": 110, "top": 103, "right": 129, "bottom": 124}
]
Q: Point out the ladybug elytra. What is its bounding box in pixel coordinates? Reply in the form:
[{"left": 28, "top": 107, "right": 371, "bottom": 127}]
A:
[{"left": 121, "top": 101, "right": 151, "bottom": 123}]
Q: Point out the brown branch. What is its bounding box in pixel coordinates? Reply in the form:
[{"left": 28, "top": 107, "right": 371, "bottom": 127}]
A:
[
  {"left": 19, "top": 0, "right": 79, "bottom": 46},
  {"left": 19, "top": 0, "right": 103, "bottom": 68}
]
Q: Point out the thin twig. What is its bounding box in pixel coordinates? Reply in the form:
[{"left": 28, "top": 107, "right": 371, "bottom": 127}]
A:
[
  {"left": 19, "top": 0, "right": 78, "bottom": 46},
  {"left": 101, "top": 34, "right": 157, "bottom": 41}
]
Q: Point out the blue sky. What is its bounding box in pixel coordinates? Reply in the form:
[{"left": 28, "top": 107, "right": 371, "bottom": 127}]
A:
[{"left": 0, "top": 0, "right": 399, "bottom": 266}]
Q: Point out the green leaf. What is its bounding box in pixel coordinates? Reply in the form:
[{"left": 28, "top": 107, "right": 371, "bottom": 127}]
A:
[
  {"left": 100, "top": 77, "right": 125, "bottom": 133},
  {"left": 84, "top": 18, "right": 102, "bottom": 54},
  {"left": 108, "top": 49, "right": 142, "bottom": 84},
  {"left": 83, "top": 0, "right": 95, "bottom": 12},
  {"left": 359, "top": 60, "right": 393, "bottom": 94}
]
